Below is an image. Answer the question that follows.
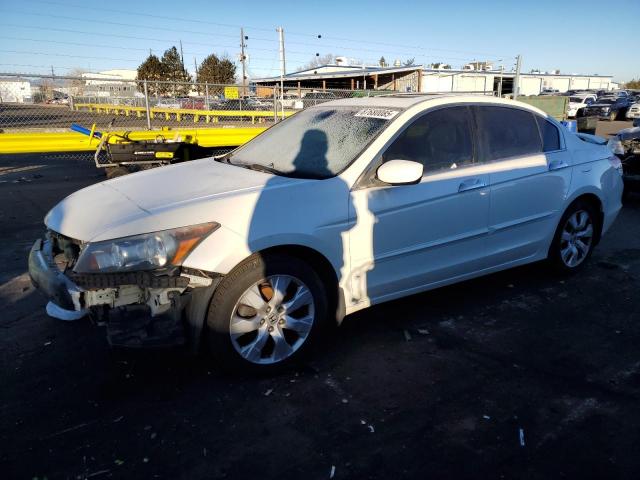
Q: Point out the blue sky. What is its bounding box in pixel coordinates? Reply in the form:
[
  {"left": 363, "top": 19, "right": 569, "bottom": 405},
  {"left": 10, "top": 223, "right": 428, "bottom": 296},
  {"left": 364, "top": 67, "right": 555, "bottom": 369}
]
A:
[{"left": 0, "top": 0, "right": 637, "bottom": 82}]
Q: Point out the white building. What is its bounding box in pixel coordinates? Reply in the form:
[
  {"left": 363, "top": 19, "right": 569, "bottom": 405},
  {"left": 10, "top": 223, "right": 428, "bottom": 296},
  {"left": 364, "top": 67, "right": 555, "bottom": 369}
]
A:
[
  {"left": 81, "top": 69, "right": 139, "bottom": 98},
  {"left": 254, "top": 63, "right": 615, "bottom": 97},
  {"left": 421, "top": 69, "right": 614, "bottom": 96},
  {"left": 0, "top": 78, "right": 32, "bottom": 103}
]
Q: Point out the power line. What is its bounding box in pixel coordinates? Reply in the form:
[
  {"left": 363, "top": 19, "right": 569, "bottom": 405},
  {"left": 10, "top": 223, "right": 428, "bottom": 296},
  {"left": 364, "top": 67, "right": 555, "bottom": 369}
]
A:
[
  {"left": 0, "top": 23, "right": 319, "bottom": 57},
  {"left": 15, "top": 1, "right": 515, "bottom": 59},
  {"left": 0, "top": 9, "right": 242, "bottom": 41},
  {"left": 0, "top": 35, "right": 150, "bottom": 52},
  {"left": 0, "top": 50, "right": 140, "bottom": 62}
]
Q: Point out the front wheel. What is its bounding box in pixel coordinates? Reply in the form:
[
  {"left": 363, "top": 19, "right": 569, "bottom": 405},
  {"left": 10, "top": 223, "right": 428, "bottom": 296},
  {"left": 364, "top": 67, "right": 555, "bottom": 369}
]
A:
[
  {"left": 206, "top": 253, "right": 328, "bottom": 372},
  {"left": 548, "top": 201, "right": 599, "bottom": 273}
]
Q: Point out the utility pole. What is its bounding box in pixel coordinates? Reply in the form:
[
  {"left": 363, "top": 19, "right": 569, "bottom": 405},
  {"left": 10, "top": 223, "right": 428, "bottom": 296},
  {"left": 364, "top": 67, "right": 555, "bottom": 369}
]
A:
[
  {"left": 277, "top": 26, "right": 286, "bottom": 119},
  {"left": 363, "top": 64, "right": 366, "bottom": 90},
  {"left": 240, "top": 28, "right": 247, "bottom": 97},
  {"left": 513, "top": 54, "right": 522, "bottom": 100}
]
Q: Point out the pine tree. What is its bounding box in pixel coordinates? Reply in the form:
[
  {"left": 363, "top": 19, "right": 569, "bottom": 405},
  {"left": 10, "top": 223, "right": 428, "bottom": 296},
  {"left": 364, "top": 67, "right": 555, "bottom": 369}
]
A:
[
  {"left": 379, "top": 56, "right": 387, "bottom": 68},
  {"left": 136, "top": 54, "right": 165, "bottom": 95},
  {"left": 160, "top": 46, "right": 192, "bottom": 96},
  {"left": 198, "top": 54, "right": 237, "bottom": 85}
]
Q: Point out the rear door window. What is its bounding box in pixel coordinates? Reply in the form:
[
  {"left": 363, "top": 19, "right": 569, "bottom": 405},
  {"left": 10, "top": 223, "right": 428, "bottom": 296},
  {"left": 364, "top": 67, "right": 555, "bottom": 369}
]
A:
[
  {"left": 535, "top": 116, "right": 561, "bottom": 152},
  {"left": 475, "top": 106, "right": 542, "bottom": 162}
]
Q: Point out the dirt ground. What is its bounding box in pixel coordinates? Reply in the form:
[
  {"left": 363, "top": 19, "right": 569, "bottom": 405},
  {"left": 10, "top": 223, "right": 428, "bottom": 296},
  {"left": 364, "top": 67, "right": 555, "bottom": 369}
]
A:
[{"left": 1, "top": 120, "right": 640, "bottom": 480}]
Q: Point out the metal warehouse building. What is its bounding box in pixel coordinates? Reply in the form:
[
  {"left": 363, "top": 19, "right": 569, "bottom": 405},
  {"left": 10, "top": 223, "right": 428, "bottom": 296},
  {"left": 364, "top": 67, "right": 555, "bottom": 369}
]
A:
[
  {"left": 0, "top": 77, "right": 32, "bottom": 103},
  {"left": 254, "top": 64, "right": 615, "bottom": 96}
]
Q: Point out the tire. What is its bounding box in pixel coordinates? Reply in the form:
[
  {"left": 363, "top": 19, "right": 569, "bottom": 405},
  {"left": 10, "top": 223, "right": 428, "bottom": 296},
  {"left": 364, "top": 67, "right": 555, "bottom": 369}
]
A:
[
  {"left": 105, "top": 166, "right": 129, "bottom": 179},
  {"left": 206, "top": 253, "right": 328, "bottom": 373},
  {"left": 548, "top": 200, "right": 600, "bottom": 273}
]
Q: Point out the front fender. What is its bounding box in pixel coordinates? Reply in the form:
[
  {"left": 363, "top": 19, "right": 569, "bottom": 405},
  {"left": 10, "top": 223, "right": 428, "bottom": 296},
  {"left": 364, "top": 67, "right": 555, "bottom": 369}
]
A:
[{"left": 183, "top": 226, "right": 342, "bottom": 279}]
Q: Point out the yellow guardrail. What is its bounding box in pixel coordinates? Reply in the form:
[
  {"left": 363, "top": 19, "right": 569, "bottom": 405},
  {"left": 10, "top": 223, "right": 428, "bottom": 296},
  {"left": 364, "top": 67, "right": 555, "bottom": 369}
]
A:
[
  {"left": 74, "top": 103, "right": 295, "bottom": 124},
  {"left": 0, "top": 127, "right": 266, "bottom": 154}
]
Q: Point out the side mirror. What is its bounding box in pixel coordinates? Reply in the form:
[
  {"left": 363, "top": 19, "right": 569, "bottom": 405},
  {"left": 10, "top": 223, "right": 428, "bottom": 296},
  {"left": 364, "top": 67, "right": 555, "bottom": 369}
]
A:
[{"left": 376, "top": 159, "right": 423, "bottom": 185}]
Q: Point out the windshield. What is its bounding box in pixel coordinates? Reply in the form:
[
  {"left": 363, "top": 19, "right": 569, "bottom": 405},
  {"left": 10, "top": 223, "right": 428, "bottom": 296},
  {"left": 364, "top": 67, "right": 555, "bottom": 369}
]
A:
[
  {"left": 226, "top": 106, "right": 397, "bottom": 179},
  {"left": 596, "top": 99, "right": 615, "bottom": 104},
  {"left": 570, "top": 96, "right": 585, "bottom": 103}
]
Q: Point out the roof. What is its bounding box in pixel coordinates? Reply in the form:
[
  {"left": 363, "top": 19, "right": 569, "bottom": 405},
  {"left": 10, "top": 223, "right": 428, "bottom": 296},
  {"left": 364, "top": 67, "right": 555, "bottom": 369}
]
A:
[
  {"left": 253, "top": 64, "right": 423, "bottom": 83},
  {"left": 305, "top": 94, "right": 549, "bottom": 117}
]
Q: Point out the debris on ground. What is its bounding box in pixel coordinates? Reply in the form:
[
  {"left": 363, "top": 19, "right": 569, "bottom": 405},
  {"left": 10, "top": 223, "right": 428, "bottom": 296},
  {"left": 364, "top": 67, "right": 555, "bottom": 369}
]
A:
[
  {"left": 264, "top": 388, "right": 273, "bottom": 396},
  {"left": 519, "top": 428, "right": 525, "bottom": 447},
  {"left": 417, "top": 328, "right": 430, "bottom": 335},
  {"left": 329, "top": 465, "right": 336, "bottom": 478},
  {"left": 403, "top": 330, "right": 412, "bottom": 342}
]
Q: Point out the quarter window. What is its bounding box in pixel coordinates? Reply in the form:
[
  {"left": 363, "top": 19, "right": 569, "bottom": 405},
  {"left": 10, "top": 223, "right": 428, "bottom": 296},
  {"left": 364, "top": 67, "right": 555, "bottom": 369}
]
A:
[
  {"left": 535, "top": 116, "right": 561, "bottom": 152},
  {"left": 475, "top": 106, "right": 542, "bottom": 161},
  {"left": 383, "top": 106, "right": 474, "bottom": 174}
]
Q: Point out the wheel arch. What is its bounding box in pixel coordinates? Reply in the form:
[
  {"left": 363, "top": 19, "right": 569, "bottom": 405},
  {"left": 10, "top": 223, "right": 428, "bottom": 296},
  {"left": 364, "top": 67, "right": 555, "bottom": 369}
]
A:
[
  {"left": 256, "top": 244, "right": 346, "bottom": 325},
  {"left": 561, "top": 191, "right": 605, "bottom": 244}
]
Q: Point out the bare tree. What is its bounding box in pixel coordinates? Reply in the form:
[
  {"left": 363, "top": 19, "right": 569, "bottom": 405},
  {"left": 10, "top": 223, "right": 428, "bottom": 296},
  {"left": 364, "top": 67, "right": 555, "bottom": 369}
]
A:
[
  {"left": 66, "top": 68, "right": 88, "bottom": 96},
  {"left": 297, "top": 54, "right": 336, "bottom": 72}
]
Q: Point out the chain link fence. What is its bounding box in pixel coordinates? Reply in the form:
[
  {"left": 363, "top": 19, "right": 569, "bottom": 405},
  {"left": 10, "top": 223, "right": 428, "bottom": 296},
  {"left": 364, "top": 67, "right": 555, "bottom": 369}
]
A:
[{"left": 0, "top": 73, "right": 386, "bottom": 133}]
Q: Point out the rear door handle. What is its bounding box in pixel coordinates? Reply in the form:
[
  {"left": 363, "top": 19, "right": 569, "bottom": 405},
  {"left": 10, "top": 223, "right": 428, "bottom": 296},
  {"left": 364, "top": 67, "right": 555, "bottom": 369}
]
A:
[
  {"left": 458, "top": 178, "right": 485, "bottom": 192},
  {"left": 549, "top": 160, "right": 569, "bottom": 171}
]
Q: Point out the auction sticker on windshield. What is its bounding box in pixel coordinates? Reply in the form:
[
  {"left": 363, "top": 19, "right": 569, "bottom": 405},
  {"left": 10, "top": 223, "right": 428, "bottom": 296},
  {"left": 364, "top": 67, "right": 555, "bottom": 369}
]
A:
[{"left": 354, "top": 108, "right": 399, "bottom": 120}]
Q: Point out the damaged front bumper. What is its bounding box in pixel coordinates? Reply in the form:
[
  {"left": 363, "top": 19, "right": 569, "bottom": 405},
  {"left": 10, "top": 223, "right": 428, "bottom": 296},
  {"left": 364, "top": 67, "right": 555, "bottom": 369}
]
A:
[
  {"left": 28, "top": 236, "right": 219, "bottom": 348},
  {"left": 29, "top": 238, "right": 86, "bottom": 318}
]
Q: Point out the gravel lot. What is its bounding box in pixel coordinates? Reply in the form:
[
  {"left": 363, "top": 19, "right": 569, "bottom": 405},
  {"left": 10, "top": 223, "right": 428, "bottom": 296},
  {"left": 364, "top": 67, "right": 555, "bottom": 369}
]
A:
[{"left": 1, "top": 120, "right": 639, "bottom": 479}]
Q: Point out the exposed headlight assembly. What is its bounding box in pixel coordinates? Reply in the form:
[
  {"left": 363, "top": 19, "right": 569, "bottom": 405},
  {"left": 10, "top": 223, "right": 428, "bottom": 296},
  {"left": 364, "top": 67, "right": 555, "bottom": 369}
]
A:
[{"left": 74, "top": 222, "right": 220, "bottom": 273}]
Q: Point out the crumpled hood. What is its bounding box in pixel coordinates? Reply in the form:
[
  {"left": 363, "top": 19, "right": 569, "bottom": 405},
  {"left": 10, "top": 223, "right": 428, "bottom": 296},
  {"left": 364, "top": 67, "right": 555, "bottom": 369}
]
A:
[{"left": 45, "top": 159, "right": 289, "bottom": 242}]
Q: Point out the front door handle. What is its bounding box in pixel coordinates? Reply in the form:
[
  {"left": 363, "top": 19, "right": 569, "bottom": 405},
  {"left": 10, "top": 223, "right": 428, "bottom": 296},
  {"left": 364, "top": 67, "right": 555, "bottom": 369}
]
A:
[
  {"left": 549, "top": 160, "right": 569, "bottom": 171},
  {"left": 458, "top": 178, "right": 485, "bottom": 192}
]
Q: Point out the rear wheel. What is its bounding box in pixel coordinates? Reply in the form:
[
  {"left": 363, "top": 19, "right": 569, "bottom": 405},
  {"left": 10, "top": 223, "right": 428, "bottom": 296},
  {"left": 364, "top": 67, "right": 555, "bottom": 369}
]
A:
[
  {"left": 548, "top": 200, "right": 599, "bottom": 273},
  {"left": 206, "top": 253, "right": 328, "bottom": 372}
]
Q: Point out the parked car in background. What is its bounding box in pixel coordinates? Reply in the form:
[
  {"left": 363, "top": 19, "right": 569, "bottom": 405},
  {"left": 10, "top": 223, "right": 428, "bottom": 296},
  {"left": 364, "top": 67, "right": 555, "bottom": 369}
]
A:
[
  {"left": 178, "top": 97, "right": 205, "bottom": 110},
  {"left": 216, "top": 99, "right": 270, "bottom": 111},
  {"left": 540, "top": 88, "right": 560, "bottom": 95},
  {"left": 301, "top": 91, "right": 338, "bottom": 108},
  {"left": 276, "top": 93, "right": 301, "bottom": 109},
  {"left": 567, "top": 95, "right": 596, "bottom": 118},
  {"left": 608, "top": 125, "right": 640, "bottom": 193},
  {"left": 155, "top": 98, "right": 182, "bottom": 109},
  {"left": 627, "top": 99, "right": 640, "bottom": 120},
  {"left": 29, "top": 95, "right": 623, "bottom": 371},
  {"left": 47, "top": 96, "right": 69, "bottom": 105},
  {"left": 582, "top": 97, "right": 631, "bottom": 121}
]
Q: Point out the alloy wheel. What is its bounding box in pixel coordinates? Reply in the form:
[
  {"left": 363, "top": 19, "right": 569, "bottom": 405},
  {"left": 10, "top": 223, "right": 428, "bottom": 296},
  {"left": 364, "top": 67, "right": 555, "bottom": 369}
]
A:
[
  {"left": 560, "top": 210, "right": 594, "bottom": 268},
  {"left": 229, "top": 275, "right": 315, "bottom": 364}
]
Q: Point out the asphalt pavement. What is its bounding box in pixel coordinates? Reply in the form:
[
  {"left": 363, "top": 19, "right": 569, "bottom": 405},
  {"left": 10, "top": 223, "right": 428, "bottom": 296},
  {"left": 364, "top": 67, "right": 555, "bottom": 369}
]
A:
[{"left": 1, "top": 121, "right": 640, "bottom": 479}]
